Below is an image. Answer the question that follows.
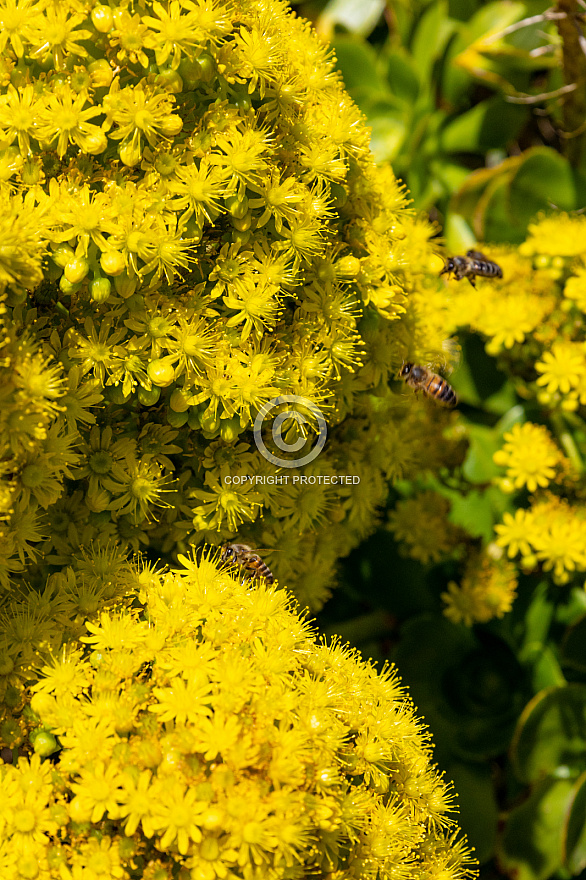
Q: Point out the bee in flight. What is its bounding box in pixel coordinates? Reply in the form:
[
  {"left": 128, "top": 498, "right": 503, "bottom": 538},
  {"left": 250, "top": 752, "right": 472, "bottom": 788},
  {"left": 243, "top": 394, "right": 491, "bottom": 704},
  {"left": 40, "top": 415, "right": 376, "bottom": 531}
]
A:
[
  {"left": 220, "top": 543, "right": 274, "bottom": 585},
  {"left": 440, "top": 250, "right": 503, "bottom": 287},
  {"left": 399, "top": 363, "right": 457, "bottom": 407}
]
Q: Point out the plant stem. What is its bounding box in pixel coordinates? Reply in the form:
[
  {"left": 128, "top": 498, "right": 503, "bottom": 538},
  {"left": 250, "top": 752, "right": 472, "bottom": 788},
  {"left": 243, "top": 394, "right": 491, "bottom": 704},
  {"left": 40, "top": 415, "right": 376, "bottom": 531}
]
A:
[
  {"left": 556, "top": 0, "right": 586, "bottom": 168},
  {"left": 550, "top": 412, "right": 584, "bottom": 473}
]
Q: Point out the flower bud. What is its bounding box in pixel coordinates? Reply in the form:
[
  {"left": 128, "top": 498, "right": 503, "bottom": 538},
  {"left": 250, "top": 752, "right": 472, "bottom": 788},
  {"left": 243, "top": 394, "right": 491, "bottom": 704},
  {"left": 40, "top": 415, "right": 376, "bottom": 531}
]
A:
[
  {"left": 88, "top": 58, "right": 114, "bottom": 88},
  {"left": 138, "top": 386, "right": 161, "bottom": 406},
  {"left": 159, "top": 114, "right": 183, "bottom": 137},
  {"left": 100, "top": 249, "right": 126, "bottom": 276},
  {"left": 148, "top": 358, "right": 176, "bottom": 386},
  {"left": 119, "top": 139, "right": 142, "bottom": 167},
  {"left": 52, "top": 244, "right": 75, "bottom": 268},
  {"left": 114, "top": 271, "right": 138, "bottom": 298},
  {"left": 91, "top": 4, "right": 114, "bottom": 32},
  {"left": 64, "top": 257, "right": 89, "bottom": 284},
  {"left": 156, "top": 69, "right": 184, "bottom": 93},
  {"left": 90, "top": 277, "right": 112, "bottom": 303}
]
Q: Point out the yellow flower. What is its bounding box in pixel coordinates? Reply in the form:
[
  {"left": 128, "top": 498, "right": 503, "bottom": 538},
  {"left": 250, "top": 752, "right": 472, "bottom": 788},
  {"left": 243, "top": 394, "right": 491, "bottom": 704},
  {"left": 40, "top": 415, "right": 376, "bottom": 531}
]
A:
[
  {"left": 493, "top": 422, "right": 565, "bottom": 492},
  {"left": 34, "top": 645, "right": 92, "bottom": 698},
  {"left": 35, "top": 84, "right": 104, "bottom": 157},
  {"left": 535, "top": 341, "right": 586, "bottom": 395},
  {"left": 12, "top": 556, "right": 476, "bottom": 879},
  {"left": 149, "top": 673, "right": 213, "bottom": 725},
  {"left": 69, "top": 762, "right": 125, "bottom": 823},
  {"left": 564, "top": 267, "right": 586, "bottom": 312},
  {"left": 478, "top": 292, "right": 555, "bottom": 354},
  {"left": 520, "top": 213, "right": 586, "bottom": 258},
  {"left": 494, "top": 508, "right": 535, "bottom": 559},
  {"left": 530, "top": 499, "right": 586, "bottom": 581}
]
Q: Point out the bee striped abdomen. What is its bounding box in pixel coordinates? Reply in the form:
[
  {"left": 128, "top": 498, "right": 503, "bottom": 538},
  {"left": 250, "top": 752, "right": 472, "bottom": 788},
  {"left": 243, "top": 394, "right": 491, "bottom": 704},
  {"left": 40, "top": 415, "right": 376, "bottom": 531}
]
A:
[
  {"left": 474, "top": 260, "right": 502, "bottom": 278},
  {"left": 441, "top": 251, "right": 503, "bottom": 286},
  {"left": 399, "top": 362, "right": 458, "bottom": 407},
  {"left": 220, "top": 542, "right": 274, "bottom": 584},
  {"left": 466, "top": 250, "right": 503, "bottom": 279},
  {"left": 425, "top": 374, "right": 457, "bottom": 406},
  {"left": 253, "top": 559, "right": 274, "bottom": 584}
]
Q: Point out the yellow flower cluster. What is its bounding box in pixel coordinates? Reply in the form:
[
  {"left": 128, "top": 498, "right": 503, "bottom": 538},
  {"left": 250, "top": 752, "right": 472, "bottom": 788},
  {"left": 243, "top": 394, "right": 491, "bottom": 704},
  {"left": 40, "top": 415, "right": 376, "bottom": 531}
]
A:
[
  {"left": 442, "top": 549, "right": 518, "bottom": 626},
  {"left": 495, "top": 497, "right": 586, "bottom": 584},
  {"left": 444, "top": 215, "right": 586, "bottom": 410},
  {"left": 441, "top": 215, "right": 586, "bottom": 604},
  {"left": 493, "top": 422, "right": 568, "bottom": 493},
  {"left": 443, "top": 247, "right": 557, "bottom": 357},
  {"left": 0, "top": 555, "right": 476, "bottom": 880},
  {"left": 0, "top": 0, "right": 463, "bottom": 610}
]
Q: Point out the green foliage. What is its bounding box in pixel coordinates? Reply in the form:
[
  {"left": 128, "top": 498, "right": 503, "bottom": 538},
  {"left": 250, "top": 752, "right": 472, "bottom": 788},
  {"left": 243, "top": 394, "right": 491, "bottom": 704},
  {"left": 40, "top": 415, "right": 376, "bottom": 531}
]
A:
[{"left": 316, "top": 0, "right": 586, "bottom": 246}]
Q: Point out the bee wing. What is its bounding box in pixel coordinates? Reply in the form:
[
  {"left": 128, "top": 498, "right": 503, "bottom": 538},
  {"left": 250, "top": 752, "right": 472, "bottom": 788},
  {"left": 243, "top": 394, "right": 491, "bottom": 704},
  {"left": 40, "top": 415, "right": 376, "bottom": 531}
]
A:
[
  {"left": 424, "top": 339, "right": 460, "bottom": 377},
  {"left": 441, "top": 338, "right": 461, "bottom": 375},
  {"left": 466, "top": 249, "right": 488, "bottom": 260}
]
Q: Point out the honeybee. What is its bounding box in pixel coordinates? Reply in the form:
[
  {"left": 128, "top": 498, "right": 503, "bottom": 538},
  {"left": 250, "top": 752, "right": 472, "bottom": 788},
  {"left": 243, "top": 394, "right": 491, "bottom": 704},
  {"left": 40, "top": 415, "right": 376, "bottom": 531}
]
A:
[
  {"left": 440, "top": 250, "right": 503, "bottom": 287},
  {"left": 220, "top": 543, "right": 274, "bottom": 584},
  {"left": 399, "top": 363, "right": 457, "bottom": 407}
]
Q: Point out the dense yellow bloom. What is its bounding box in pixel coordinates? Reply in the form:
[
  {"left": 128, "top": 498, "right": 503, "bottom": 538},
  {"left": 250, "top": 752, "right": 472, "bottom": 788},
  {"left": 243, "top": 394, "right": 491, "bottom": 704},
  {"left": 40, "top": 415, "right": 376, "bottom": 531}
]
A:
[
  {"left": 493, "top": 422, "right": 566, "bottom": 492},
  {"left": 0, "top": 0, "right": 463, "bottom": 613},
  {"left": 0, "top": 556, "right": 475, "bottom": 880},
  {"left": 495, "top": 499, "right": 586, "bottom": 583},
  {"left": 519, "top": 213, "right": 586, "bottom": 258},
  {"left": 530, "top": 498, "right": 586, "bottom": 582}
]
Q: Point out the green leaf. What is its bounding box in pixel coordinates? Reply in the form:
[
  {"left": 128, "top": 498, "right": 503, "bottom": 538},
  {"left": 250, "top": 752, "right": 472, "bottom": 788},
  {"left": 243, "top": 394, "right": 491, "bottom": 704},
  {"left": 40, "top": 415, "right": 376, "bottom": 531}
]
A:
[
  {"left": 444, "top": 212, "right": 475, "bottom": 252},
  {"left": 451, "top": 154, "right": 522, "bottom": 223},
  {"left": 511, "top": 685, "right": 586, "bottom": 784},
  {"left": 520, "top": 645, "right": 566, "bottom": 692},
  {"left": 429, "top": 160, "right": 471, "bottom": 195},
  {"left": 494, "top": 404, "right": 526, "bottom": 435},
  {"left": 411, "top": 0, "right": 456, "bottom": 85},
  {"left": 451, "top": 148, "right": 582, "bottom": 242},
  {"left": 564, "top": 771, "right": 586, "bottom": 874},
  {"left": 521, "top": 580, "right": 554, "bottom": 651},
  {"left": 368, "top": 111, "right": 408, "bottom": 163},
  {"left": 555, "top": 588, "right": 586, "bottom": 628},
  {"left": 508, "top": 148, "right": 577, "bottom": 224},
  {"left": 448, "top": 763, "right": 498, "bottom": 864},
  {"left": 497, "top": 776, "right": 575, "bottom": 880},
  {"left": 462, "top": 424, "right": 502, "bottom": 483},
  {"left": 440, "top": 96, "right": 527, "bottom": 153},
  {"left": 562, "top": 615, "right": 586, "bottom": 674},
  {"left": 480, "top": 173, "right": 528, "bottom": 243},
  {"left": 464, "top": 0, "right": 527, "bottom": 39},
  {"left": 449, "top": 489, "right": 495, "bottom": 541},
  {"left": 385, "top": 50, "right": 420, "bottom": 104},
  {"left": 333, "top": 38, "right": 385, "bottom": 98}
]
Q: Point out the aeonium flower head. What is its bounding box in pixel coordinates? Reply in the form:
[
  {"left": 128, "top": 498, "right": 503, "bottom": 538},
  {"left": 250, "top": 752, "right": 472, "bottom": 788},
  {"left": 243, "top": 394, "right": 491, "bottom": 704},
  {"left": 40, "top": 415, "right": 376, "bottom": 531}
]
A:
[
  {"left": 0, "top": 0, "right": 461, "bottom": 609},
  {"left": 9, "top": 553, "right": 477, "bottom": 880}
]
